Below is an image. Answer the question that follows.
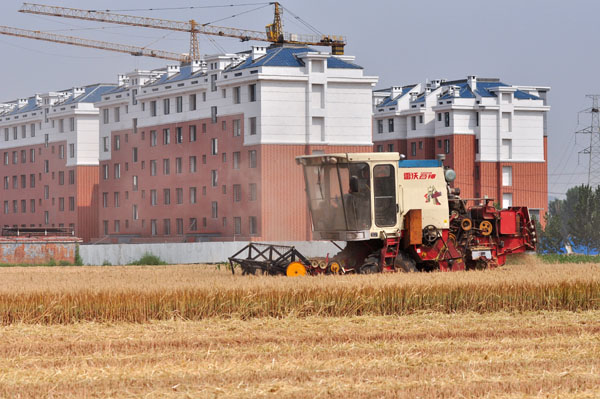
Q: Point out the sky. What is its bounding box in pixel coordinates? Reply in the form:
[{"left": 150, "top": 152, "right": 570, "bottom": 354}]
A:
[{"left": 0, "top": 0, "right": 598, "bottom": 198}]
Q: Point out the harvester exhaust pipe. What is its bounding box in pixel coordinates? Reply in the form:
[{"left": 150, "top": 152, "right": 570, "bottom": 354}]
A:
[{"left": 436, "top": 153, "right": 446, "bottom": 163}]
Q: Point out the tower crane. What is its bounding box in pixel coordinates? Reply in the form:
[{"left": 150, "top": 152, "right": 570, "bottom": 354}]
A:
[
  {"left": 19, "top": 2, "right": 347, "bottom": 59},
  {"left": 0, "top": 25, "right": 188, "bottom": 62}
]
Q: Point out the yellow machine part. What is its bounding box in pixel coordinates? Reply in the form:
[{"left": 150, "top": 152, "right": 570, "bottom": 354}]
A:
[
  {"left": 286, "top": 261, "right": 307, "bottom": 277},
  {"left": 329, "top": 261, "right": 341, "bottom": 274}
]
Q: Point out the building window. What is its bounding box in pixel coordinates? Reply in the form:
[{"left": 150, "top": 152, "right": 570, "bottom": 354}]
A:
[
  {"left": 189, "top": 94, "right": 197, "bottom": 111},
  {"left": 202, "top": 123, "right": 207, "bottom": 133},
  {"left": 437, "top": 113, "right": 442, "bottom": 122},
  {"left": 419, "top": 141, "right": 423, "bottom": 150},
  {"left": 21, "top": 150, "right": 26, "bottom": 163},
  {"left": 44, "top": 185, "right": 49, "bottom": 199},
  {"left": 233, "top": 119, "right": 241, "bottom": 137},
  {"left": 211, "top": 106, "right": 217, "bottom": 123},
  {"left": 163, "top": 129, "right": 170, "bottom": 145},
  {"left": 132, "top": 175, "right": 138, "bottom": 191},
  {"left": 150, "top": 160, "right": 157, "bottom": 176},
  {"left": 59, "top": 197, "right": 65, "bottom": 212},
  {"left": 150, "top": 100, "right": 157, "bottom": 117},
  {"left": 411, "top": 116, "right": 416, "bottom": 131},
  {"left": 211, "top": 170, "right": 218, "bottom": 186},
  {"left": 133, "top": 147, "right": 138, "bottom": 162},
  {"left": 163, "top": 98, "right": 170, "bottom": 115},
  {"left": 210, "top": 74, "right": 217, "bottom": 92},
  {"left": 114, "top": 135, "right": 120, "bottom": 151},
  {"left": 234, "top": 217, "right": 241, "bottom": 235},
  {"left": 502, "top": 166, "right": 512, "bottom": 186},
  {"left": 163, "top": 159, "right": 170, "bottom": 175},
  {"left": 30, "top": 199, "right": 35, "bottom": 213},
  {"left": 103, "top": 109, "right": 109, "bottom": 124},
  {"left": 163, "top": 219, "right": 171, "bottom": 235},
  {"left": 30, "top": 149, "right": 35, "bottom": 163},
  {"left": 30, "top": 174, "right": 35, "bottom": 188},
  {"left": 150, "top": 130, "right": 157, "bottom": 146},
  {"left": 388, "top": 144, "right": 394, "bottom": 152},
  {"left": 114, "top": 220, "right": 120, "bottom": 233},
  {"left": 3, "top": 152, "right": 7, "bottom": 165},
  {"left": 151, "top": 219, "right": 157, "bottom": 235},
  {"left": 150, "top": 189, "right": 157, "bottom": 206},
  {"left": 249, "top": 117, "right": 257, "bottom": 135},
  {"left": 410, "top": 142, "right": 416, "bottom": 156},
  {"left": 211, "top": 201, "right": 218, "bottom": 219},
  {"left": 249, "top": 150, "right": 257, "bottom": 168},
  {"left": 502, "top": 193, "right": 513, "bottom": 208},
  {"left": 133, "top": 204, "right": 138, "bottom": 220},
  {"left": 233, "top": 152, "right": 240, "bottom": 169},
  {"left": 175, "top": 157, "right": 182, "bottom": 174},
  {"left": 176, "top": 188, "right": 183, "bottom": 204},
  {"left": 190, "top": 187, "right": 197, "bottom": 204},
  {"left": 377, "top": 120, "right": 383, "bottom": 134},
  {"left": 59, "top": 171, "right": 65, "bottom": 185},
  {"left": 21, "top": 199, "right": 26, "bottom": 213},
  {"left": 444, "top": 112, "right": 450, "bottom": 127},
  {"left": 103, "top": 137, "right": 109, "bottom": 152},
  {"left": 233, "top": 86, "right": 241, "bottom": 104},
  {"left": 476, "top": 111, "right": 480, "bottom": 127},
  {"left": 376, "top": 145, "right": 384, "bottom": 152},
  {"left": 189, "top": 218, "right": 198, "bottom": 231},
  {"left": 189, "top": 125, "right": 197, "bottom": 142},
  {"left": 475, "top": 139, "right": 479, "bottom": 154},
  {"left": 249, "top": 84, "right": 256, "bottom": 102},
  {"left": 444, "top": 139, "right": 450, "bottom": 154},
  {"left": 189, "top": 156, "right": 197, "bottom": 173},
  {"left": 176, "top": 96, "right": 183, "bottom": 113},
  {"left": 249, "top": 216, "right": 257, "bottom": 235},
  {"left": 44, "top": 160, "right": 49, "bottom": 173},
  {"left": 3, "top": 176, "right": 8, "bottom": 189},
  {"left": 175, "top": 127, "right": 183, "bottom": 144},
  {"left": 164, "top": 188, "right": 171, "bottom": 205},
  {"left": 69, "top": 170, "right": 75, "bottom": 184},
  {"left": 419, "top": 115, "right": 423, "bottom": 124},
  {"left": 233, "top": 184, "right": 241, "bottom": 202},
  {"left": 69, "top": 197, "right": 75, "bottom": 211},
  {"left": 114, "top": 107, "right": 120, "bottom": 123},
  {"left": 388, "top": 119, "right": 394, "bottom": 133},
  {"left": 69, "top": 144, "right": 75, "bottom": 158},
  {"left": 222, "top": 88, "right": 227, "bottom": 98},
  {"left": 176, "top": 218, "right": 183, "bottom": 235},
  {"left": 114, "top": 163, "right": 121, "bottom": 179},
  {"left": 211, "top": 138, "right": 218, "bottom": 155},
  {"left": 249, "top": 183, "right": 257, "bottom": 201},
  {"left": 103, "top": 220, "right": 109, "bottom": 235}
]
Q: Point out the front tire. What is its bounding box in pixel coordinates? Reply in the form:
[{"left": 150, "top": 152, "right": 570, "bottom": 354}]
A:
[
  {"left": 394, "top": 251, "right": 417, "bottom": 272},
  {"left": 359, "top": 254, "right": 380, "bottom": 274}
]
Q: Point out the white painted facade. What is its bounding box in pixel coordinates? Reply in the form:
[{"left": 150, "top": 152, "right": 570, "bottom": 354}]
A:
[
  {"left": 0, "top": 86, "right": 115, "bottom": 166},
  {"left": 97, "top": 45, "right": 378, "bottom": 157},
  {"left": 373, "top": 76, "right": 550, "bottom": 162}
]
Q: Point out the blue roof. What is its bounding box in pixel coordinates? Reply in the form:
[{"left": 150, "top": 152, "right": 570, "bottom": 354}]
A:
[
  {"left": 398, "top": 159, "right": 442, "bottom": 168},
  {"left": 377, "top": 85, "right": 416, "bottom": 107},
  {"left": 62, "top": 84, "right": 118, "bottom": 105},
  {"left": 229, "top": 46, "right": 362, "bottom": 71},
  {"left": 438, "top": 81, "right": 541, "bottom": 100},
  {"left": 4, "top": 97, "right": 40, "bottom": 116},
  {"left": 147, "top": 64, "right": 204, "bottom": 87}
]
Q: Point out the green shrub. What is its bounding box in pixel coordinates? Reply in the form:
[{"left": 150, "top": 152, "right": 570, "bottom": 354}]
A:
[
  {"left": 102, "top": 260, "right": 112, "bottom": 266},
  {"left": 74, "top": 244, "right": 83, "bottom": 266},
  {"left": 58, "top": 260, "right": 72, "bottom": 266},
  {"left": 129, "top": 253, "right": 167, "bottom": 266}
]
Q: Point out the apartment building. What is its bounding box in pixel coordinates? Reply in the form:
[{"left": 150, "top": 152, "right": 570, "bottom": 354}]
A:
[
  {"left": 96, "top": 45, "right": 377, "bottom": 242},
  {"left": 0, "top": 84, "right": 117, "bottom": 241},
  {"left": 373, "top": 76, "right": 550, "bottom": 221}
]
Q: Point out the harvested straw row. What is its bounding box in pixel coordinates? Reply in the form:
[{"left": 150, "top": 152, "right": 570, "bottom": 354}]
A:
[{"left": 1, "top": 280, "right": 598, "bottom": 324}]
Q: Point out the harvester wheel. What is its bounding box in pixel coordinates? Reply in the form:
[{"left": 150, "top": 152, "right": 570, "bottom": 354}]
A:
[
  {"left": 328, "top": 261, "right": 341, "bottom": 275},
  {"left": 422, "top": 225, "right": 439, "bottom": 245},
  {"left": 461, "top": 218, "right": 472, "bottom": 231},
  {"left": 394, "top": 251, "right": 417, "bottom": 272},
  {"left": 286, "top": 261, "right": 307, "bottom": 277},
  {"left": 479, "top": 221, "right": 493, "bottom": 236},
  {"left": 359, "top": 254, "right": 380, "bottom": 274}
]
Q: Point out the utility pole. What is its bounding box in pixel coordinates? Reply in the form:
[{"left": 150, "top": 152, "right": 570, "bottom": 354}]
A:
[{"left": 576, "top": 95, "right": 600, "bottom": 187}]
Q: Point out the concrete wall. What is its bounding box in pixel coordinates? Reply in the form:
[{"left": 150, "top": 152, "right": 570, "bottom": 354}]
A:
[{"left": 80, "top": 240, "right": 342, "bottom": 265}]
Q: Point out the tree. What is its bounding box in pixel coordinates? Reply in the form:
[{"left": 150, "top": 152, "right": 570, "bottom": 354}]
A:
[{"left": 538, "top": 185, "right": 600, "bottom": 254}]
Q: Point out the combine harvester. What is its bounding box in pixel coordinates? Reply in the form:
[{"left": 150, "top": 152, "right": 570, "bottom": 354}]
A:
[{"left": 230, "top": 153, "right": 537, "bottom": 275}]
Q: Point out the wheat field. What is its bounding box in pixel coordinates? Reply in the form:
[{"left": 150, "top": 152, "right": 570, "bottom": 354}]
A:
[
  {"left": 0, "top": 311, "right": 598, "bottom": 398},
  {"left": 0, "top": 259, "right": 598, "bottom": 398},
  {"left": 0, "top": 259, "right": 598, "bottom": 323}
]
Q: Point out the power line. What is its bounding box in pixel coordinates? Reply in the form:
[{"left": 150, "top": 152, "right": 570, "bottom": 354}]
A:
[{"left": 575, "top": 95, "right": 600, "bottom": 187}]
